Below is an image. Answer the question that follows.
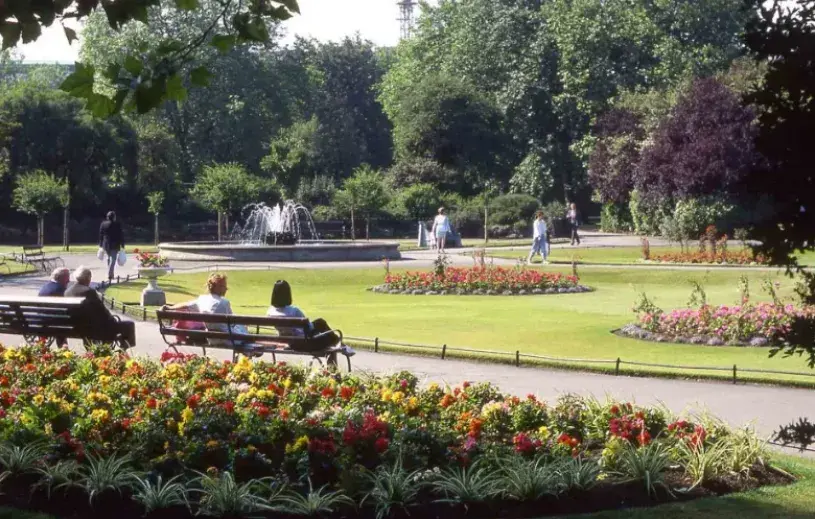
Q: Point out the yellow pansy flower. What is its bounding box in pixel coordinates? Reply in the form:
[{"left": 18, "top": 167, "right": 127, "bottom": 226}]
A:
[
  {"left": 391, "top": 391, "right": 405, "bottom": 404},
  {"left": 32, "top": 394, "right": 44, "bottom": 406}
]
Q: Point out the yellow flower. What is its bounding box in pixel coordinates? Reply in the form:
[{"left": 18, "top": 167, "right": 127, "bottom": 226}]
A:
[
  {"left": 538, "top": 426, "right": 550, "bottom": 438},
  {"left": 283, "top": 378, "right": 292, "bottom": 389},
  {"left": 59, "top": 349, "right": 74, "bottom": 360},
  {"left": 162, "top": 363, "right": 184, "bottom": 379},
  {"left": 391, "top": 391, "right": 405, "bottom": 404},
  {"left": 378, "top": 411, "right": 391, "bottom": 423},
  {"left": 249, "top": 372, "right": 259, "bottom": 384},
  {"left": 90, "top": 409, "right": 110, "bottom": 423},
  {"left": 20, "top": 415, "right": 32, "bottom": 426},
  {"left": 428, "top": 382, "right": 440, "bottom": 392},
  {"left": 206, "top": 440, "right": 220, "bottom": 449},
  {"left": 285, "top": 435, "right": 309, "bottom": 454},
  {"left": 98, "top": 375, "right": 112, "bottom": 387},
  {"left": 181, "top": 407, "right": 194, "bottom": 424},
  {"left": 32, "top": 394, "right": 44, "bottom": 406},
  {"left": 381, "top": 389, "right": 393, "bottom": 402},
  {"left": 247, "top": 445, "right": 257, "bottom": 452},
  {"left": 406, "top": 397, "right": 419, "bottom": 411}
]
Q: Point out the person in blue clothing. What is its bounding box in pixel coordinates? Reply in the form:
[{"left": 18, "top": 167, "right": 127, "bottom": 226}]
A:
[
  {"left": 38, "top": 268, "right": 71, "bottom": 297},
  {"left": 527, "top": 211, "right": 549, "bottom": 265}
]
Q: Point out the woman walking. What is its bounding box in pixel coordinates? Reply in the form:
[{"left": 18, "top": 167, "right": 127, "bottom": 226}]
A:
[
  {"left": 567, "top": 203, "right": 581, "bottom": 246},
  {"left": 527, "top": 211, "right": 549, "bottom": 265},
  {"left": 431, "top": 207, "right": 451, "bottom": 253}
]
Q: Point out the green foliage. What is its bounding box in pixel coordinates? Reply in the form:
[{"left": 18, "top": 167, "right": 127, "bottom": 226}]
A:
[
  {"left": 191, "top": 163, "right": 263, "bottom": 214},
  {"left": 12, "top": 170, "right": 69, "bottom": 216},
  {"left": 601, "top": 203, "right": 633, "bottom": 233},
  {"left": 335, "top": 165, "right": 390, "bottom": 217},
  {"left": 615, "top": 442, "right": 672, "bottom": 498},
  {"left": 32, "top": 460, "right": 81, "bottom": 499},
  {"left": 497, "top": 456, "right": 565, "bottom": 501},
  {"left": 146, "top": 191, "right": 165, "bottom": 216},
  {"left": 261, "top": 117, "right": 320, "bottom": 193},
  {"left": 488, "top": 194, "right": 539, "bottom": 230},
  {"left": 629, "top": 190, "right": 669, "bottom": 235},
  {"left": 396, "top": 183, "right": 443, "bottom": 221},
  {"left": 0, "top": 0, "right": 302, "bottom": 116},
  {"left": 277, "top": 485, "right": 354, "bottom": 516},
  {"left": 0, "top": 442, "right": 46, "bottom": 475},
  {"left": 509, "top": 152, "right": 555, "bottom": 201},
  {"left": 677, "top": 440, "right": 730, "bottom": 490},
  {"left": 387, "top": 157, "right": 459, "bottom": 192},
  {"left": 363, "top": 459, "right": 424, "bottom": 519},
  {"left": 295, "top": 175, "right": 336, "bottom": 209},
  {"left": 79, "top": 453, "right": 139, "bottom": 503},
  {"left": 133, "top": 474, "right": 189, "bottom": 513},
  {"left": 192, "top": 471, "right": 274, "bottom": 516},
  {"left": 432, "top": 461, "right": 500, "bottom": 504}
]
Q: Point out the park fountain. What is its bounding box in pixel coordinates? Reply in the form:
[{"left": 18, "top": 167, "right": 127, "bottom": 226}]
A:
[{"left": 159, "top": 200, "right": 400, "bottom": 262}]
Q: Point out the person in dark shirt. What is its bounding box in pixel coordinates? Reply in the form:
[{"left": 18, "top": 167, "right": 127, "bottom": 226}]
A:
[
  {"left": 99, "top": 211, "right": 125, "bottom": 281},
  {"left": 38, "top": 268, "right": 71, "bottom": 297},
  {"left": 65, "top": 266, "right": 136, "bottom": 348}
]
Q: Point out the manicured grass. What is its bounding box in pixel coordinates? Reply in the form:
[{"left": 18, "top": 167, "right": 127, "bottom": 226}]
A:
[
  {"left": 105, "top": 265, "right": 815, "bottom": 384},
  {"left": 558, "top": 455, "right": 815, "bottom": 519},
  {"left": 488, "top": 245, "right": 815, "bottom": 267},
  {"left": 1, "top": 259, "right": 35, "bottom": 275}
]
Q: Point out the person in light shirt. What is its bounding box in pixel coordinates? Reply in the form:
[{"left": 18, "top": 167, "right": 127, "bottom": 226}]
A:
[
  {"left": 431, "top": 207, "right": 451, "bottom": 253},
  {"left": 527, "top": 210, "right": 549, "bottom": 265}
]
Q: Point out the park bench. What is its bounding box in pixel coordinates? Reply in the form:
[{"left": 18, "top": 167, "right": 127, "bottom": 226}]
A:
[
  {"left": 0, "top": 295, "right": 136, "bottom": 350},
  {"left": 155, "top": 310, "right": 352, "bottom": 371},
  {"left": 19, "top": 246, "right": 64, "bottom": 272}
]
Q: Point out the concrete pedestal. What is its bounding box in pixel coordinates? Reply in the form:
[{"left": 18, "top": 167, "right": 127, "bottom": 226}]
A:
[{"left": 141, "top": 288, "right": 166, "bottom": 307}]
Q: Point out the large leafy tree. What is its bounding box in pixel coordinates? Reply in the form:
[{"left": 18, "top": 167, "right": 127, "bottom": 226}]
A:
[
  {"left": 12, "top": 170, "right": 69, "bottom": 246},
  {"left": 335, "top": 165, "right": 390, "bottom": 241},
  {"left": 1, "top": 0, "right": 300, "bottom": 116},
  {"left": 191, "top": 162, "right": 264, "bottom": 240},
  {"left": 587, "top": 108, "right": 644, "bottom": 205},
  {"left": 634, "top": 78, "right": 758, "bottom": 205}
]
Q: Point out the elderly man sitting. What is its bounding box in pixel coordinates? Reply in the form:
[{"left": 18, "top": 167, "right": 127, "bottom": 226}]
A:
[
  {"left": 65, "top": 266, "right": 136, "bottom": 349},
  {"left": 39, "top": 268, "right": 71, "bottom": 297}
]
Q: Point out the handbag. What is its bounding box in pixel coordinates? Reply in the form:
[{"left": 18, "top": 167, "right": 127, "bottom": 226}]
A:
[
  {"left": 117, "top": 250, "right": 127, "bottom": 266},
  {"left": 97, "top": 247, "right": 105, "bottom": 261}
]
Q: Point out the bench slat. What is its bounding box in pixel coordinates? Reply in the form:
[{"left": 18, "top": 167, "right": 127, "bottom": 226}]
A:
[
  {"left": 156, "top": 310, "right": 310, "bottom": 329},
  {"left": 0, "top": 297, "right": 85, "bottom": 307}
]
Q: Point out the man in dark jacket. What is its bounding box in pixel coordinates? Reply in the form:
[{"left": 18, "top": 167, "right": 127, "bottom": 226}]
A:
[
  {"left": 38, "top": 268, "right": 71, "bottom": 297},
  {"left": 99, "top": 211, "right": 125, "bottom": 281},
  {"left": 65, "top": 266, "right": 136, "bottom": 348}
]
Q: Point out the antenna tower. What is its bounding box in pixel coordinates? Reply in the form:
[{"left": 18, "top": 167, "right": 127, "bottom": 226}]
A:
[{"left": 397, "top": 0, "right": 417, "bottom": 40}]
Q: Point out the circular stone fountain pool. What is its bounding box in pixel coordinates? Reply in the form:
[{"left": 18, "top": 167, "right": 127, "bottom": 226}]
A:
[{"left": 159, "top": 240, "right": 401, "bottom": 262}]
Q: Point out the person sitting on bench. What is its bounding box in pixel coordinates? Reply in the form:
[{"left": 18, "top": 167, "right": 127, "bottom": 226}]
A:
[
  {"left": 266, "top": 280, "right": 355, "bottom": 361},
  {"left": 64, "top": 266, "right": 136, "bottom": 348},
  {"left": 163, "top": 273, "right": 261, "bottom": 357}
]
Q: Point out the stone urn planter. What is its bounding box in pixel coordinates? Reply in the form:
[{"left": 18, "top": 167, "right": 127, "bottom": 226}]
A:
[{"left": 136, "top": 266, "right": 172, "bottom": 306}]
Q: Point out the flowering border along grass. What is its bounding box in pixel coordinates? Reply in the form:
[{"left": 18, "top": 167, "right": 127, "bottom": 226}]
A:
[
  {"left": 376, "top": 266, "right": 591, "bottom": 295},
  {"left": 0, "top": 343, "right": 792, "bottom": 519}
]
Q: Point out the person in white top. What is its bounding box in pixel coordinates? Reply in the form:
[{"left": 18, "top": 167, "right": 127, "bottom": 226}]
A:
[
  {"left": 527, "top": 210, "right": 549, "bottom": 265},
  {"left": 431, "top": 207, "right": 451, "bottom": 253}
]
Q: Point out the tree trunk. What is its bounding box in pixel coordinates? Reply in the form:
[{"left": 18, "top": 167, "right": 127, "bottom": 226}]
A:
[
  {"left": 350, "top": 207, "right": 356, "bottom": 241},
  {"left": 217, "top": 212, "right": 223, "bottom": 242},
  {"left": 484, "top": 204, "right": 489, "bottom": 243},
  {"left": 224, "top": 213, "right": 230, "bottom": 238},
  {"left": 366, "top": 217, "right": 370, "bottom": 241},
  {"left": 62, "top": 206, "right": 69, "bottom": 251},
  {"left": 38, "top": 216, "right": 44, "bottom": 247},
  {"left": 154, "top": 214, "right": 160, "bottom": 245}
]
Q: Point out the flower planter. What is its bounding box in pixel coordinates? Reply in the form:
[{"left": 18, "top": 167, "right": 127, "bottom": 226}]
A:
[{"left": 135, "top": 266, "right": 172, "bottom": 306}]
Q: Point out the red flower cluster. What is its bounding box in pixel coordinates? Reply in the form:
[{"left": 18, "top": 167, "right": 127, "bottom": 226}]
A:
[
  {"left": 667, "top": 420, "right": 707, "bottom": 446},
  {"left": 513, "top": 432, "right": 542, "bottom": 454},
  {"left": 160, "top": 351, "right": 198, "bottom": 363},
  {"left": 608, "top": 405, "right": 651, "bottom": 446},
  {"left": 308, "top": 436, "right": 337, "bottom": 455},
  {"left": 343, "top": 411, "right": 390, "bottom": 453},
  {"left": 651, "top": 250, "right": 766, "bottom": 265},
  {"left": 134, "top": 249, "right": 170, "bottom": 268},
  {"left": 384, "top": 266, "right": 579, "bottom": 292}
]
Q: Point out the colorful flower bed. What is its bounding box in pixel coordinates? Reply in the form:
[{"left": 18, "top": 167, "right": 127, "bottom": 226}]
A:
[
  {"left": 649, "top": 249, "right": 767, "bottom": 265},
  {"left": 375, "top": 266, "right": 590, "bottom": 295},
  {"left": 134, "top": 249, "right": 170, "bottom": 268},
  {"left": 0, "top": 343, "right": 785, "bottom": 519}
]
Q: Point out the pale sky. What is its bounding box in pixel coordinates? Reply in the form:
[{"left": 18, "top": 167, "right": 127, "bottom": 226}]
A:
[{"left": 16, "top": 0, "right": 419, "bottom": 63}]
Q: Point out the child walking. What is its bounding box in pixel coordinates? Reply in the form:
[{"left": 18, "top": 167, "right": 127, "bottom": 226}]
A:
[{"left": 527, "top": 210, "right": 549, "bottom": 265}]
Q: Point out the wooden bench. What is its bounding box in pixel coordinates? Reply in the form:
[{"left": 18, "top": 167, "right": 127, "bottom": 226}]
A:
[
  {"left": 0, "top": 295, "right": 136, "bottom": 350},
  {"left": 156, "top": 310, "right": 352, "bottom": 371},
  {"left": 20, "top": 246, "right": 64, "bottom": 272}
]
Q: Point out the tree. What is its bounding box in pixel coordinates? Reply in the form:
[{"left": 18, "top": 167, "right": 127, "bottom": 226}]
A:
[
  {"left": 12, "top": 170, "right": 69, "bottom": 246},
  {"left": 634, "top": 78, "right": 758, "bottom": 205},
  {"left": 588, "top": 108, "right": 645, "bottom": 204},
  {"left": 191, "top": 163, "right": 262, "bottom": 241},
  {"left": 335, "top": 165, "right": 390, "bottom": 241},
  {"left": 1, "top": 0, "right": 300, "bottom": 117},
  {"left": 397, "top": 183, "right": 443, "bottom": 223},
  {"left": 146, "top": 191, "right": 165, "bottom": 245}
]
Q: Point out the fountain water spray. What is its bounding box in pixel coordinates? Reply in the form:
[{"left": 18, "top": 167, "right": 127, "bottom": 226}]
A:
[{"left": 231, "top": 201, "right": 319, "bottom": 245}]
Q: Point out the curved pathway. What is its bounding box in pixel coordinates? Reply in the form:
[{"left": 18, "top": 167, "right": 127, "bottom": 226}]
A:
[{"left": 1, "top": 233, "right": 812, "bottom": 455}]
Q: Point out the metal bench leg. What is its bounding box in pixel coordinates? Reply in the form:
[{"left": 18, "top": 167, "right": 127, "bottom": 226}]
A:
[{"left": 346, "top": 355, "right": 352, "bottom": 372}]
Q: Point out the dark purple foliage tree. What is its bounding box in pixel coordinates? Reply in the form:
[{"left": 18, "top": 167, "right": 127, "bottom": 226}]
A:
[
  {"left": 588, "top": 108, "right": 644, "bottom": 204},
  {"left": 635, "top": 77, "right": 758, "bottom": 204}
]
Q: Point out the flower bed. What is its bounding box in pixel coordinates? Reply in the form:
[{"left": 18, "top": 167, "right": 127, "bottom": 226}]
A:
[
  {"left": 134, "top": 249, "right": 170, "bottom": 268},
  {"left": 648, "top": 249, "right": 767, "bottom": 265},
  {"left": 620, "top": 300, "right": 815, "bottom": 346},
  {"left": 0, "top": 343, "right": 788, "bottom": 519},
  {"left": 375, "top": 266, "right": 591, "bottom": 295}
]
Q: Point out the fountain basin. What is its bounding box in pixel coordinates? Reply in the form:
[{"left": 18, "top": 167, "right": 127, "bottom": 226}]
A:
[{"left": 159, "top": 241, "right": 401, "bottom": 262}]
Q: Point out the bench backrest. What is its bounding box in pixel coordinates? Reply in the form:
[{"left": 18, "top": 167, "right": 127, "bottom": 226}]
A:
[
  {"left": 22, "top": 246, "right": 45, "bottom": 259},
  {"left": 156, "top": 310, "right": 316, "bottom": 347},
  {"left": 0, "top": 296, "right": 87, "bottom": 338}
]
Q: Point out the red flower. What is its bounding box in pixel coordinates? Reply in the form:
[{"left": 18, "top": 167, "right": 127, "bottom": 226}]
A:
[
  {"left": 0, "top": 409, "right": 6, "bottom": 419},
  {"left": 133, "top": 248, "right": 140, "bottom": 253},
  {"left": 128, "top": 388, "right": 138, "bottom": 399},
  {"left": 121, "top": 418, "right": 131, "bottom": 430},
  {"left": 321, "top": 387, "right": 336, "bottom": 398},
  {"left": 374, "top": 437, "right": 390, "bottom": 453},
  {"left": 610, "top": 405, "right": 620, "bottom": 415},
  {"left": 146, "top": 398, "right": 157, "bottom": 409},
  {"left": 339, "top": 386, "right": 355, "bottom": 400},
  {"left": 186, "top": 394, "right": 201, "bottom": 409},
  {"left": 223, "top": 401, "right": 235, "bottom": 414}
]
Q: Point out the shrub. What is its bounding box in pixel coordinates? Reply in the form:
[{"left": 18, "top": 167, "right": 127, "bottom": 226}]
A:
[
  {"left": 601, "top": 202, "right": 633, "bottom": 233},
  {"left": 488, "top": 194, "right": 539, "bottom": 231}
]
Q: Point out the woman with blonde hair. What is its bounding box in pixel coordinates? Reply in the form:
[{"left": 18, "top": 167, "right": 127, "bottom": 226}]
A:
[{"left": 431, "top": 207, "right": 451, "bottom": 253}]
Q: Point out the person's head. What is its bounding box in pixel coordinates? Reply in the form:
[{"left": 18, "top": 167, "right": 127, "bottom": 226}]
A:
[
  {"left": 106, "top": 211, "right": 116, "bottom": 222},
  {"left": 51, "top": 267, "right": 70, "bottom": 287},
  {"left": 206, "top": 273, "right": 228, "bottom": 296},
  {"left": 271, "top": 280, "right": 293, "bottom": 308},
  {"left": 570, "top": 203, "right": 576, "bottom": 210},
  {"left": 73, "top": 267, "right": 92, "bottom": 286},
  {"left": 535, "top": 210, "right": 544, "bottom": 220},
  {"left": 438, "top": 207, "right": 445, "bottom": 215}
]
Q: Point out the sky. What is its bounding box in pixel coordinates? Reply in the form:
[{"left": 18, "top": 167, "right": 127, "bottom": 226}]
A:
[{"left": 15, "top": 0, "right": 418, "bottom": 63}]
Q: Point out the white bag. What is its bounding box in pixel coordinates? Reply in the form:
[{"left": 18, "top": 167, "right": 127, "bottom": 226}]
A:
[
  {"left": 97, "top": 247, "right": 105, "bottom": 261},
  {"left": 117, "top": 250, "right": 127, "bottom": 266}
]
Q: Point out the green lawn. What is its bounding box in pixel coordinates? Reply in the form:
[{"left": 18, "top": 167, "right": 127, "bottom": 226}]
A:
[
  {"left": 559, "top": 455, "right": 815, "bottom": 519},
  {"left": 105, "top": 265, "right": 815, "bottom": 385},
  {"left": 1, "top": 456, "right": 813, "bottom": 519},
  {"left": 487, "top": 245, "right": 815, "bottom": 266}
]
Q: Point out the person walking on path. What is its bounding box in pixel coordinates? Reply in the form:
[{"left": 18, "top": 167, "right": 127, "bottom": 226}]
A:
[
  {"left": 99, "top": 211, "right": 125, "bottom": 281},
  {"left": 431, "top": 207, "right": 451, "bottom": 253},
  {"left": 567, "top": 203, "right": 581, "bottom": 246},
  {"left": 527, "top": 211, "right": 549, "bottom": 265}
]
